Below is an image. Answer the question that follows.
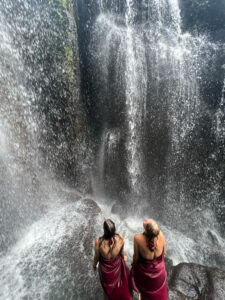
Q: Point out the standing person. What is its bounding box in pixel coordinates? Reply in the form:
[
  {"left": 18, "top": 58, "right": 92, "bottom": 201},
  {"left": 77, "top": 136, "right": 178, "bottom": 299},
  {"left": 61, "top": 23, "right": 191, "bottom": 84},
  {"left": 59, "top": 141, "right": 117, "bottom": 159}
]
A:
[
  {"left": 130, "top": 219, "right": 169, "bottom": 300},
  {"left": 93, "top": 219, "right": 132, "bottom": 300}
]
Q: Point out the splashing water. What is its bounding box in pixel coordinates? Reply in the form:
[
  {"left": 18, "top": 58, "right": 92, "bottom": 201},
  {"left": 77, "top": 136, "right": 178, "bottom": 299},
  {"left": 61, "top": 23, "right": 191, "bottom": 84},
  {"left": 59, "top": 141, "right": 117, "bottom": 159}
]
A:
[
  {"left": 0, "top": 0, "right": 225, "bottom": 299},
  {"left": 91, "top": 0, "right": 217, "bottom": 203}
]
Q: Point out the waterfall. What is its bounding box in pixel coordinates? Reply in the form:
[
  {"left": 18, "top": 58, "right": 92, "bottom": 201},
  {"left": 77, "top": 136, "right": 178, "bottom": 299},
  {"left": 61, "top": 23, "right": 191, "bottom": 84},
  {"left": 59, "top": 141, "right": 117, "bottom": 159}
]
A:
[
  {"left": 90, "top": 0, "right": 215, "bottom": 207},
  {"left": 0, "top": 10, "right": 41, "bottom": 251},
  {"left": 215, "top": 76, "right": 225, "bottom": 141},
  {"left": 0, "top": 1, "right": 97, "bottom": 297},
  {"left": 80, "top": 0, "right": 225, "bottom": 267},
  {"left": 0, "top": 0, "right": 89, "bottom": 251},
  {"left": 124, "top": 0, "right": 147, "bottom": 197},
  {"left": 95, "top": 129, "right": 122, "bottom": 201},
  {"left": 0, "top": 0, "right": 225, "bottom": 298}
]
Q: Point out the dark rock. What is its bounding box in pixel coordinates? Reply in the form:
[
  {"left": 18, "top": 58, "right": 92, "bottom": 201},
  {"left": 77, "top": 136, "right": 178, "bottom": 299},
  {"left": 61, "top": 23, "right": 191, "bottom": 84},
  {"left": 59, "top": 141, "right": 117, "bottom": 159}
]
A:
[
  {"left": 208, "top": 251, "right": 225, "bottom": 271},
  {"left": 165, "top": 256, "right": 174, "bottom": 280},
  {"left": 206, "top": 230, "right": 220, "bottom": 245},
  {"left": 0, "top": 0, "right": 92, "bottom": 192},
  {"left": 83, "top": 198, "right": 101, "bottom": 215},
  {"left": 179, "top": 0, "right": 225, "bottom": 40},
  {"left": 168, "top": 263, "right": 225, "bottom": 300},
  {"left": 111, "top": 203, "right": 129, "bottom": 217},
  {"left": 58, "top": 190, "right": 82, "bottom": 203},
  {"left": 16, "top": 198, "right": 103, "bottom": 299}
]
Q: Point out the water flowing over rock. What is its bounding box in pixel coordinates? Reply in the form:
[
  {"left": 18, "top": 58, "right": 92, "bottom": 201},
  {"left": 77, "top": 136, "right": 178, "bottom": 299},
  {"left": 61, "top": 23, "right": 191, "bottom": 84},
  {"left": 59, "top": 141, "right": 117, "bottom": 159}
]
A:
[
  {"left": 0, "top": 0, "right": 225, "bottom": 298},
  {"left": 0, "top": 0, "right": 91, "bottom": 251},
  {"left": 75, "top": 0, "right": 225, "bottom": 246},
  {"left": 76, "top": 0, "right": 225, "bottom": 221},
  {"left": 0, "top": 0, "right": 91, "bottom": 190},
  {"left": 0, "top": 196, "right": 103, "bottom": 299},
  {"left": 180, "top": 0, "right": 225, "bottom": 42}
]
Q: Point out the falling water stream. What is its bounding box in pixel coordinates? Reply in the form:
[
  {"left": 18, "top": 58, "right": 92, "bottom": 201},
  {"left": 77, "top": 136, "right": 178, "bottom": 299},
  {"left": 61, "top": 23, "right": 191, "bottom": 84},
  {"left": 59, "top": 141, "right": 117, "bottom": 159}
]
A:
[
  {"left": 124, "top": 0, "right": 147, "bottom": 196},
  {"left": 0, "top": 0, "right": 225, "bottom": 299}
]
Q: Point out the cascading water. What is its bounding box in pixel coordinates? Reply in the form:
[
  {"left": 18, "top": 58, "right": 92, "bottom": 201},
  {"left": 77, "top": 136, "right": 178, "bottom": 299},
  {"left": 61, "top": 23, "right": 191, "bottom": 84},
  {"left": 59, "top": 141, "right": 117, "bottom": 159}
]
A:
[
  {"left": 93, "top": 0, "right": 148, "bottom": 201},
  {"left": 0, "top": 1, "right": 97, "bottom": 299},
  {"left": 95, "top": 129, "right": 121, "bottom": 197},
  {"left": 0, "top": 10, "right": 43, "bottom": 252},
  {"left": 0, "top": 0, "right": 225, "bottom": 299},
  {"left": 80, "top": 0, "right": 225, "bottom": 265},
  {"left": 90, "top": 0, "right": 218, "bottom": 209},
  {"left": 215, "top": 76, "right": 225, "bottom": 141},
  {"left": 124, "top": 0, "right": 147, "bottom": 198}
]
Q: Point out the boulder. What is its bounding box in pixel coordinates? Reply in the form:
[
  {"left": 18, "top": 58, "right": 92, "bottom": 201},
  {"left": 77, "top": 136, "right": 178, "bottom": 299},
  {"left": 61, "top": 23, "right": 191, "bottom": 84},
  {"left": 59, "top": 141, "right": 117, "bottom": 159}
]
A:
[
  {"left": 168, "top": 262, "right": 225, "bottom": 300},
  {"left": 0, "top": 197, "right": 103, "bottom": 300}
]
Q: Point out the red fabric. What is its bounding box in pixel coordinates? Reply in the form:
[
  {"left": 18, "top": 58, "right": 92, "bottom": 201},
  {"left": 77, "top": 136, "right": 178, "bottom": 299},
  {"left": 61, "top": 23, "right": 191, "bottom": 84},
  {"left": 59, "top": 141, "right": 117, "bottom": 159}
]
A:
[
  {"left": 129, "top": 254, "right": 169, "bottom": 300},
  {"left": 99, "top": 255, "right": 132, "bottom": 300}
]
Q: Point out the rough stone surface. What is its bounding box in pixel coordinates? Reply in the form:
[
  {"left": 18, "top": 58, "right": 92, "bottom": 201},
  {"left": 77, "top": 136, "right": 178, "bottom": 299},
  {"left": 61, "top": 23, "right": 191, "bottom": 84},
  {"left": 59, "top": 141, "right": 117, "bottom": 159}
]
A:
[
  {"left": 167, "top": 262, "right": 225, "bottom": 300},
  {"left": 0, "top": 0, "right": 91, "bottom": 192},
  {"left": 17, "top": 197, "right": 103, "bottom": 300}
]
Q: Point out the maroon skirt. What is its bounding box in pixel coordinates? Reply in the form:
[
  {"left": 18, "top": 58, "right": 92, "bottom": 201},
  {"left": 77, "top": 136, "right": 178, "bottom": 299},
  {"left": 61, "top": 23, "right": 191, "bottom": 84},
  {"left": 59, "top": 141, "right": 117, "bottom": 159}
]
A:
[
  {"left": 129, "top": 254, "right": 169, "bottom": 300},
  {"left": 99, "top": 255, "right": 132, "bottom": 300}
]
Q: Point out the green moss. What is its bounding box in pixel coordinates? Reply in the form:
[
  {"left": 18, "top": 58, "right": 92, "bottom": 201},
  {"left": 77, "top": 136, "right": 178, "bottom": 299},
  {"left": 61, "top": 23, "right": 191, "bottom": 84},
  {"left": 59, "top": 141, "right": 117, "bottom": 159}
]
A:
[
  {"left": 60, "top": 0, "right": 68, "bottom": 10},
  {"left": 50, "top": 0, "right": 68, "bottom": 28},
  {"left": 59, "top": 0, "right": 73, "bottom": 12},
  {"left": 65, "top": 40, "right": 74, "bottom": 80},
  {"left": 49, "top": 0, "right": 79, "bottom": 82}
]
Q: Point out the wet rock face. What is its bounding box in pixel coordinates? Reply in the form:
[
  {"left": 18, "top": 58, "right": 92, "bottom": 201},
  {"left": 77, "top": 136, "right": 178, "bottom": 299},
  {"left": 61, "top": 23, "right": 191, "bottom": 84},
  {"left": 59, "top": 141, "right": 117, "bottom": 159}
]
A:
[
  {"left": 179, "top": 0, "right": 225, "bottom": 41},
  {"left": 0, "top": 0, "right": 91, "bottom": 192},
  {"left": 74, "top": 0, "right": 225, "bottom": 230},
  {"left": 167, "top": 263, "right": 225, "bottom": 300},
  {"left": 50, "top": 198, "right": 103, "bottom": 299},
  {"left": 0, "top": 0, "right": 92, "bottom": 252},
  {"left": 1, "top": 197, "right": 104, "bottom": 300}
]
